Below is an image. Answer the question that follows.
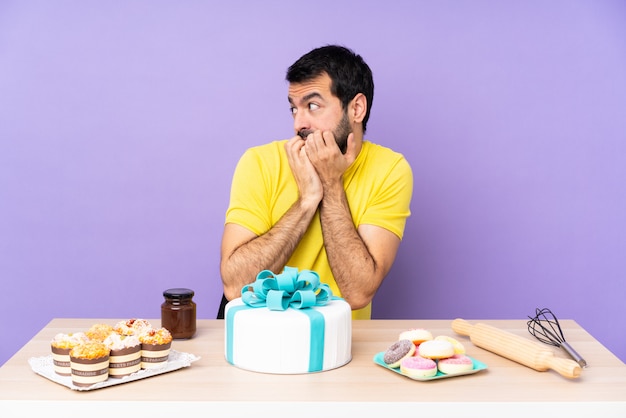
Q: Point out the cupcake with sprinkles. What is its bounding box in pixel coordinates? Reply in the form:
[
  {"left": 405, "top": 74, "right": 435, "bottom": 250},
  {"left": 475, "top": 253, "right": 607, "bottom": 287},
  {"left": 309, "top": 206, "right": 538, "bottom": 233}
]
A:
[
  {"left": 85, "top": 323, "right": 114, "bottom": 342},
  {"left": 139, "top": 327, "right": 172, "bottom": 369},
  {"left": 104, "top": 333, "right": 142, "bottom": 378},
  {"left": 69, "top": 341, "right": 110, "bottom": 387},
  {"left": 50, "top": 332, "right": 89, "bottom": 376},
  {"left": 114, "top": 318, "right": 153, "bottom": 336}
]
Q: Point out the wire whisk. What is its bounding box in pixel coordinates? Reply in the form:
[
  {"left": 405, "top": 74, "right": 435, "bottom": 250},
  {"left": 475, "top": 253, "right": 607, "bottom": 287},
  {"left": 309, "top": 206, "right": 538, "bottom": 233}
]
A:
[{"left": 527, "top": 307, "right": 587, "bottom": 368}]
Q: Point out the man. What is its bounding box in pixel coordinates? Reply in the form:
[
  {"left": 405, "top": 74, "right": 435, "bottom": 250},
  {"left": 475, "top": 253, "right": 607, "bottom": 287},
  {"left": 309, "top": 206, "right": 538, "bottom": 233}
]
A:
[{"left": 218, "top": 45, "right": 412, "bottom": 319}]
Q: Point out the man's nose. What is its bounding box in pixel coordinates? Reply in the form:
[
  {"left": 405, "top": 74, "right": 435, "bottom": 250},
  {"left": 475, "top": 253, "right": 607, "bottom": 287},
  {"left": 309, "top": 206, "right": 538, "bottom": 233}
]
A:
[{"left": 293, "top": 110, "right": 310, "bottom": 134}]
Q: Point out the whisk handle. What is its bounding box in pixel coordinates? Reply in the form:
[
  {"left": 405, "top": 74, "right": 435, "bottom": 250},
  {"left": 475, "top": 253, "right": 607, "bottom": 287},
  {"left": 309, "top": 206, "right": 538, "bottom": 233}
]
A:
[{"left": 561, "top": 341, "right": 587, "bottom": 368}]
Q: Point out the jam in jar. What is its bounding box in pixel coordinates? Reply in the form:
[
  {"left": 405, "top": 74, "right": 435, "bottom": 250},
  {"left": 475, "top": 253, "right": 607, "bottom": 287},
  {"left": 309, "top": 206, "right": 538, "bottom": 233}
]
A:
[{"left": 161, "top": 288, "right": 196, "bottom": 339}]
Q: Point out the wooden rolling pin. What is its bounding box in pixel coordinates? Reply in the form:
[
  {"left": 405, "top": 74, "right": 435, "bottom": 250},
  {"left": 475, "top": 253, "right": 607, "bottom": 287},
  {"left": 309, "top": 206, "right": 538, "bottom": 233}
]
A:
[{"left": 452, "top": 318, "right": 581, "bottom": 379}]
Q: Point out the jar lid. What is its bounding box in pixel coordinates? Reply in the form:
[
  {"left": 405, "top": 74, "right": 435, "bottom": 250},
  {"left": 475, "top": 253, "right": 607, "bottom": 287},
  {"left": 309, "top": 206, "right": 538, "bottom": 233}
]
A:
[{"left": 163, "top": 288, "right": 195, "bottom": 299}]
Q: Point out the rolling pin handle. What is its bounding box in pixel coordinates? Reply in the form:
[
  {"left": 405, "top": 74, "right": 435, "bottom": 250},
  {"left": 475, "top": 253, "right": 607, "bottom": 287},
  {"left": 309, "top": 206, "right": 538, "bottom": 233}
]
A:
[
  {"left": 451, "top": 318, "right": 473, "bottom": 336},
  {"left": 546, "top": 355, "right": 582, "bottom": 379}
]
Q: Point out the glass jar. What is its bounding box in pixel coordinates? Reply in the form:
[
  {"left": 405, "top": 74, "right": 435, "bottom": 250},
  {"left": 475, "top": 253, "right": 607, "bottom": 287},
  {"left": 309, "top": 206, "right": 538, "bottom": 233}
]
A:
[{"left": 161, "top": 288, "right": 196, "bottom": 339}]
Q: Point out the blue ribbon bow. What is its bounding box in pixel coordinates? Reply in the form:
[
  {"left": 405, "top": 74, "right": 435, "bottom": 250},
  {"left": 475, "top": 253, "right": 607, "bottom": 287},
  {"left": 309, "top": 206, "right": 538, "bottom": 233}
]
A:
[{"left": 241, "top": 266, "right": 333, "bottom": 310}]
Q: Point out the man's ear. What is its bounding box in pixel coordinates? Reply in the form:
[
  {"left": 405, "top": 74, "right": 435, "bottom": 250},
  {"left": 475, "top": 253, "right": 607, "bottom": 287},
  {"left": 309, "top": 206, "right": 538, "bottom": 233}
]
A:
[{"left": 350, "top": 93, "right": 367, "bottom": 124}]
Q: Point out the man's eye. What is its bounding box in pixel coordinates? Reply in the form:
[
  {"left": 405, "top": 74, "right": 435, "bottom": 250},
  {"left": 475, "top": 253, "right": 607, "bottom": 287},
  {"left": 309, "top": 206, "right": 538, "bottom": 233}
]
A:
[
  {"left": 308, "top": 103, "right": 320, "bottom": 111},
  {"left": 289, "top": 107, "right": 297, "bottom": 115}
]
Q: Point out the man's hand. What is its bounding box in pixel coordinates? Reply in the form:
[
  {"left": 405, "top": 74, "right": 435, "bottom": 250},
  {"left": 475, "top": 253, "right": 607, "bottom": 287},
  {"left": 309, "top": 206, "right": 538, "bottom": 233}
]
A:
[
  {"left": 285, "top": 135, "right": 323, "bottom": 208},
  {"left": 304, "top": 130, "right": 357, "bottom": 188}
]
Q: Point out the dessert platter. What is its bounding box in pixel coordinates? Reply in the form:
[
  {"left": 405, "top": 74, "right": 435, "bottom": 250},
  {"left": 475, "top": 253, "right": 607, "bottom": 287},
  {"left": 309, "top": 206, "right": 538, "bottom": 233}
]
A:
[
  {"left": 373, "top": 352, "right": 488, "bottom": 381},
  {"left": 29, "top": 349, "right": 200, "bottom": 391},
  {"left": 29, "top": 319, "right": 200, "bottom": 391},
  {"left": 373, "top": 327, "right": 488, "bottom": 381}
]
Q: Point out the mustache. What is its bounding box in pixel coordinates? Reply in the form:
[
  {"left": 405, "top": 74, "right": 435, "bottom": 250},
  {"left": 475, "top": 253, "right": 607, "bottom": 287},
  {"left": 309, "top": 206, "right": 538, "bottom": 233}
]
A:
[{"left": 297, "top": 129, "right": 314, "bottom": 139}]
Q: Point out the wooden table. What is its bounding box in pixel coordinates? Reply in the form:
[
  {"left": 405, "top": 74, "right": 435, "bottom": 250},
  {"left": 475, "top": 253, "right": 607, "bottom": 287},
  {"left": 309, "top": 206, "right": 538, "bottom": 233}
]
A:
[{"left": 1, "top": 318, "right": 625, "bottom": 416}]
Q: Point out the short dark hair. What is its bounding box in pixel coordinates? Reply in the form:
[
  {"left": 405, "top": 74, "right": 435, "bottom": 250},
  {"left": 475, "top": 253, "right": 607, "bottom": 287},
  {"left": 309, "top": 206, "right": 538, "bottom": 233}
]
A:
[{"left": 286, "top": 45, "right": 374, "bottom": 133}]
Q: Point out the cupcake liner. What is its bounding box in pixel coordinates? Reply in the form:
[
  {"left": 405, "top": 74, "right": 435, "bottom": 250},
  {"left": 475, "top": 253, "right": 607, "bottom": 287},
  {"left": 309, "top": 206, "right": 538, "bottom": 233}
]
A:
[
  {"left": 141, "top": 342, "right": 171, "bottom": 369},
  {"left": 70, "top": 355, "right": 109, "bottom": 387},
  {"left": 51, "top": 346, "right": 71, "bottom": 376},
  {"left": 109, "top": 345, "right": 141, "bottom": 378}
]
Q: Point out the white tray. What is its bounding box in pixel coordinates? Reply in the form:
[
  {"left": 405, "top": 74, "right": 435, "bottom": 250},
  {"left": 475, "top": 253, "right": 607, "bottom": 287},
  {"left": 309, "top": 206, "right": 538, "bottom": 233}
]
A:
[{"left": 28, "top": 349, "right": 200, "bottom": 391}]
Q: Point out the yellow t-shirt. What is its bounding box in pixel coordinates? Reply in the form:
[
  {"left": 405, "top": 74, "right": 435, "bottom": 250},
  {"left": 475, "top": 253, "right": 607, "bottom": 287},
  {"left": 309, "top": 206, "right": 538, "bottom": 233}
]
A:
[{"left": 225, "top": 140, "right": 413, "bottom": 319}]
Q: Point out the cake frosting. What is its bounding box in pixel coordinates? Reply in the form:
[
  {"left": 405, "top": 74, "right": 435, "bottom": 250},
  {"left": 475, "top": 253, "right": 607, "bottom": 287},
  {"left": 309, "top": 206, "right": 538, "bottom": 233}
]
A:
[{"left": 224, "top": 267, "right": 352, "bottom": 374}]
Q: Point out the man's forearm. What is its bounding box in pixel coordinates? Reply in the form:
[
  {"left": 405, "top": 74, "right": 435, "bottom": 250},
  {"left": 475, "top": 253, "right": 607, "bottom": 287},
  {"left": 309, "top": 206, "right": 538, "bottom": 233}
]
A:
[
  {"left": 319, "top": 185, "right": 378, "bottom": 309},
  {"left": 221, "top": 199, "right": 318, "bottom": 298}
]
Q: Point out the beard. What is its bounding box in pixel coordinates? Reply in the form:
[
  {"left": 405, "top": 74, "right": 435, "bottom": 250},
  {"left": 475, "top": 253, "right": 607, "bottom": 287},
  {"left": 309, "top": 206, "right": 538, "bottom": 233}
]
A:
[{"left": 297, "top": 110, "right": 352, "bottom": 154}]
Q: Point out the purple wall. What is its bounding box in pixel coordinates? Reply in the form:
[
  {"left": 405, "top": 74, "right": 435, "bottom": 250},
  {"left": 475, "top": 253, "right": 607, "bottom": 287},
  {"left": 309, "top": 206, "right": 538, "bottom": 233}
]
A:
[{"left": 1, "top": 1, "right": 625, "bottom": 366}]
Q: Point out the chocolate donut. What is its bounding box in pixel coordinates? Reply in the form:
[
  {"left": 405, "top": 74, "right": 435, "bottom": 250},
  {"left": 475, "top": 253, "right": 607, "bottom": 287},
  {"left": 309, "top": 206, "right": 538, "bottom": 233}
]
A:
[{"left": 383, "top": 339, "right": 415, "bottom": 368}]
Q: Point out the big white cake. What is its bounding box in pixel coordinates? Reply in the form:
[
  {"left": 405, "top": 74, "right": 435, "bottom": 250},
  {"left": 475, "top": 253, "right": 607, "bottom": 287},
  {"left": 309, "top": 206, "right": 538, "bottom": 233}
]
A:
[{"left": 224, "top": 297, "right": 352, "bottom": 374}]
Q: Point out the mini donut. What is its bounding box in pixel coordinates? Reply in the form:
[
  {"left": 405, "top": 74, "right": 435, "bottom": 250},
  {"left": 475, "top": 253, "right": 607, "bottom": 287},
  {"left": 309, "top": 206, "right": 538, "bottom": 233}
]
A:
[
  {"left": 383, "top": 339, "right": 416, "bottom": 368},
  {"left": 399, "top": 328, "right": 433, "bottom": 345},
  {"left": 418, "top": 339, "right": 455, "bottom": 360},
  {"left": 437, "top": 354, "right": 474, "bottom": 374},
  {"left": 400, "top": 356, "right": 437, "bottom": 378},
  {"left": 434, "top": 335, "right": 466, "bottom": 355}
]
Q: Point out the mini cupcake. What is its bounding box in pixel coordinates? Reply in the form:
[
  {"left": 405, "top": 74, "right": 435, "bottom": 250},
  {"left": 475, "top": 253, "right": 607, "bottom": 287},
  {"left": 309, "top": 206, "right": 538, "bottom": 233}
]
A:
[
  {"left": 69, "top": 341, "right": 110, "bottom": 387},
  {"left": 114, "top": 318, "right": 152, "bottom": 336},
  {"left": 85, "top": 323, "right": 114, "bottom": 342},
  {"left": 50, "top": 332, "right": 89, "bottom": 376},
  {"left": 139, "top": 328, "right": 172, "bottom": 369},
  {"left": 104, "top": 333, "right": 142, "bottom": 378}
]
